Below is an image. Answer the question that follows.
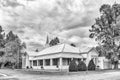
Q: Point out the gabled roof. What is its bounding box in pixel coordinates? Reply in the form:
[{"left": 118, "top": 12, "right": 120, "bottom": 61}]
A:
[
  {"left": 88, "top": 47, "right": 99, "bottom": 54},
  {"left": 27, "top": 43, "right": 99, "bottom": 57},
  {"left": 28, "top": 43, "right": 80, "bottom": 56},
  {"left": 79, "top": 47, "right": 93, "bottom": 53}
]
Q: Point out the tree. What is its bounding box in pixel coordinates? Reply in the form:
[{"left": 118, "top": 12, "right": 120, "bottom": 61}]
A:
[
  {"left": 0, "top": 26, "right": 24, "bottom": 69},
  {"left": 5, "top": 31, "right": 22, "bottom": 69},
  {"left": 77, "top": 61, "right": 87, "bottom": 71},
  {"left": 89, "top": 3, "right": 120, "bottom": 69},
  {"left": 21, "top": 42, "right": 27, "bottom": 49},
  {"left": 0, "top": 26, "right": 5, "bottom": 48},
  {"left": 70, "top": 43, "right": 76, "bottom": 47},
  {"left": 5, "top": 40, "right": 20, "bottom": 68},
  {"left": 35, "top": 49, "right": 39, "bottom": 52},
  {"left": 49, "top": 37, "right": 60, "bottom": 46},
  {"left": 6, "top": 31, "right": 17, "bottom": 42},
  {"left": 96, "top": 46, "right": 106, "bottom": 57},
  {"left": 88, "top": 59, "right": 96, "bottom": 70},
  {"left": 69, "top": 60, "right": 78, "bottom": 72},
  {"left": 0, "top": 26, "right": 6, "bottom": 68}
]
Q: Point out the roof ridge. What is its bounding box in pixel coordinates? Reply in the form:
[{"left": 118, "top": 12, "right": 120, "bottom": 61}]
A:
[{"left": 61, "top": 44, "right": 65, "bottom": 52}]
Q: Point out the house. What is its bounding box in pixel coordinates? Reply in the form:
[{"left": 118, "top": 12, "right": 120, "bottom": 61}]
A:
[{"left": 22, "top": 43, "right": 100, "bottom": 70}]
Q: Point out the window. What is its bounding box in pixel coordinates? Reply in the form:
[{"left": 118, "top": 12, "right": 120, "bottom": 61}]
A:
[
  {"left": 38, "top": 60, "right": 43, "bottom": 66},
  {"left": 63, "top": 58, "right": 71, "bottom": 65},
  {"left": 45, "top": 59, "right": 50, "bottom": 66},
  {"left": 53, "top": 58, "right": 59, "bottom": 65},
  {"left": 33, "top": 60, "right": 37, "bottom": 66},
  {"left": 78, "top": 59, "right": 81, "bottom": 62},
  {"left": 83, "top": 58, "right": 86, "bottom": 61}
]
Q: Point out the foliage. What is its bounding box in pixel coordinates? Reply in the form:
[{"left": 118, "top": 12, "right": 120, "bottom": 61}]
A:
[
  {"left": 0, "top": 26, "right": 26, "bottom": 68},
  {"left": 35, "top": 49, "right": 39, "bottom": 52},
  {"left": 69, "top": 60, "right": 78, "bottom": 72},
  {"left": 6, "top": 31, "right": 17, "bottom": 42},
  {"left": 0, "top": 26, "right": 5, "bottom": 48},
  {"left": 96, "top": 46, "right": 106, "bottom": 57},
  {"left": 49, "top": 37, "right": 60, "bottom": 46},
  {"left": 77, "top": 61, "right": 87, "bottom": 71},
  {"left": 5, "top": 33, "right": 23, "bottom": 68},
  {"left": 70, "top": 43, "right": 76, "bottom": 47},
  {"left": 88, "top": 59, "right": 96, "bottom": 70},
  {"left": 89, "top": 3, "right": 120, "bottom": 69},
  {"left": 21, "top": 42, "right": 27, "bottom": 49}
]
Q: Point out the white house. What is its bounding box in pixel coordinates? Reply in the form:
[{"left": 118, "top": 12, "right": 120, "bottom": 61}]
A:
[{"left": 22, "top": 43, "right": 100, "bottom": 70}]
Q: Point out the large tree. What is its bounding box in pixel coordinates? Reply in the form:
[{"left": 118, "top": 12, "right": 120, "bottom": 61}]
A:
[
  {"left": 0, "top": 26, "right": 5, "bottom": 48},
  {"left": 0, "top": 26, "right": 6, "bottom": 68},
  {"left": 89, "top": 3, "right": 120, "bottom": 69},
  {"left": 49, "top": 37, "right": 60, "bottom": 46},
  {"left": 0, "top": 26, "right": 26, "bottom": 69},
  {"left": 5, "top": 32, "right": 23, "bottom": 69}
]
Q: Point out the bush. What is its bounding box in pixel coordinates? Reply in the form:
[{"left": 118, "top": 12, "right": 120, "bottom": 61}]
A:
[
  {"left": 69, "top": 60, "right": 78, "bottom": 72},
  {"left": 26, "top": 66, "right": 29, "bottom": 69},
  {"left": 77, "top": 61, "right": 87, "bottom": 71},
  {"left": 88, "top": 59, "right": 96, "bottom": 70}
]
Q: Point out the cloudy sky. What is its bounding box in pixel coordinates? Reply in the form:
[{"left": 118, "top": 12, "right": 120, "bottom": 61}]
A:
[{"left": 0, "top": 0, "right": 120, "bottom": 51}]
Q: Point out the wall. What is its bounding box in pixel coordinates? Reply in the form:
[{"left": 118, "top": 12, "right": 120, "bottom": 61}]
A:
[
  {"left": 85, "top": 49, "right": 98, "bottom": 66},
  {"left": 97, "top": 57, "right": 105, "bottom": 69},
  {"left": 22, "top": 55, "right": 30, "bottom": 68},
  {"left": 29, "top": 52, "right": 82, "bottom": 70},
  {"left": 97, "top": 57, "right": 113, "bottom": 69},
  {"left": 22, "top": 56, "right": 26, "bottom": 68}
]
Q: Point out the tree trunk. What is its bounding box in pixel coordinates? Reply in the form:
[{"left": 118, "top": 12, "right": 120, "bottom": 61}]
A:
[
  {"left": 114, "top": 62, "right": 118, "bottom": 69},
  {"left": 12, "top": 63, "right": 15, "bottom": 70},
  {"left": 1, "top": 63, "right": 5, "bottom": 69}
]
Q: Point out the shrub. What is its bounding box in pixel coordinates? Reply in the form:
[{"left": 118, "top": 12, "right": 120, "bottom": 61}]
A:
[
  {"left": 26, "top": 66, "right": 29, "bottom": 69},
  {"left": 77, "top": 61, "right": 87, "bottom": 71},
  {"left": 69, "top": 60, "right": 78, "bottom": 72},
  {"left": 88, "top": 59, "right": 96, "bottom": 70}
]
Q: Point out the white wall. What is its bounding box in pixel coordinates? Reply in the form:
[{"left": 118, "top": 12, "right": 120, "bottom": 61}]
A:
[
  {"left": 97, "top": 57, "right": 105, "bottom": 69},
  {"left": 22, "top": 56, "right": 26, "bottom": 68},
  {"left": 85, "top": 49, "right": 98, "bottom": 66},
  {"left": 97, "top": 57, "right": 113, "bottom": 69}
]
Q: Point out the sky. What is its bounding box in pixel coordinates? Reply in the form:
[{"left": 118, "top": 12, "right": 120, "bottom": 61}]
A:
[{"left": 0, "top": 0, "right": 120, "bottom": 51}]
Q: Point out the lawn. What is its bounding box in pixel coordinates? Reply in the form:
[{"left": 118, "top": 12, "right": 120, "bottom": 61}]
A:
[{"left": 0, "top": 69, "right": 120, "bottom": 80}]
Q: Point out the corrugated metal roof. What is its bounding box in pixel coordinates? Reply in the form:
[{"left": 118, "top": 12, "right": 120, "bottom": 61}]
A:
[
  {"left": 26, "top": 44, "right": 97, "bottom": 57},
  {"left": 79, "top": 47, "right": 93, "bottom": 53},
  {"left": 27, "top": 44, "right": 80, "bottom": 56}
]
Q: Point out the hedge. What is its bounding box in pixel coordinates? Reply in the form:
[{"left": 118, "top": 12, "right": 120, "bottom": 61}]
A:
[
  {"left": 77, "top": 61, "right": 87, "bottom": 71},
  {"left": 69, "top": 60, "right": 78, "bottom": 72}
]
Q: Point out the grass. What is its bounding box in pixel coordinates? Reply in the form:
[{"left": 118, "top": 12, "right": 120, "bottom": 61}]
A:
[{"left": 0, "top": 69, "right": 120, "bottom": 80}]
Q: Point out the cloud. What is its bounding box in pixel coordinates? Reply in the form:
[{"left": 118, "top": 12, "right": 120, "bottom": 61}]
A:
[
  {"left": 1, "top": 0, "right": 24, "bottom": 8},
  {"left": 1, "top": 0, "right": 120, "bottom": 50},
  {"left": 28, "top": 41, "right": 44, "bottom": 51}
]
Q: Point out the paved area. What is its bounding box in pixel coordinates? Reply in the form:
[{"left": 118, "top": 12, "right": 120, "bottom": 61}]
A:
[{"left": 0, "top": 69, "right": 120, "bottom": 80}]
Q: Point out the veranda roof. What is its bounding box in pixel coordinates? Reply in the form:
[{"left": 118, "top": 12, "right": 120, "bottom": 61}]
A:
[{"left": 27, "top": 44, "right": 80, "bottom": 56}]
